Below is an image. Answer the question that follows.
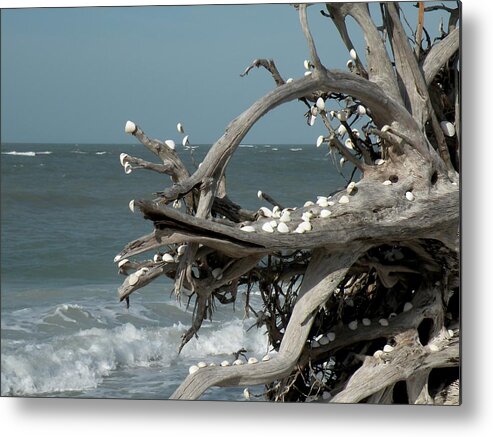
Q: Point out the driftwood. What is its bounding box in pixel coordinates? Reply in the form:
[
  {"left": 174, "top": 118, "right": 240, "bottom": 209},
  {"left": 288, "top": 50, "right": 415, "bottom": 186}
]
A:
[{"left": 114, "top": 2, "right": 460, "bottom": 404}]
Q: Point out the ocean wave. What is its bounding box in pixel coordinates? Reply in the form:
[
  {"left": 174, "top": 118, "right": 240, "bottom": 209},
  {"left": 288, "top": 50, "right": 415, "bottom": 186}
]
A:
[
  {"left": 290, "top": 148, "right": 303, "bottom": 151},
  {"left": 0, "top": 317, "right": 269, "bottom": 396},
  {"left": 1, "top": 323, "right": 182, "bottom": 396},
  {"left": 2, "top": 151, "right": 36, "bottom": 156},
  {"left": 95, "top": 152, "right": 107, "bottom": 155},
  {"left": 239, "top": 144, "right": 255, "bottom": 148}
]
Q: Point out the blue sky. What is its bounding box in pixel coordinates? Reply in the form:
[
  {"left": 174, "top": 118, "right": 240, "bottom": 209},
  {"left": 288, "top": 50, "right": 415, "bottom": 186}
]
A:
[{"left": 1, "top": 2, "right": 447, "bottom": 144}]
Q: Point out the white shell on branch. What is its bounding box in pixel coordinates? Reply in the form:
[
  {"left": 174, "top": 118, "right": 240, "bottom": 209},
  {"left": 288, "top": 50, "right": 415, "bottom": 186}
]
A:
[
  {"left": 279, "top": 211, "right": 291, "bottom": 222},
  {"left": 303, "top": 201, "right": 315, "bottom": 207},
  {"left": 345, "top": 139, "right": 354, "bottom": 150},
  {"left": 241, "top": 226, "right": 256, "bottom": 233},
  {"left": 405, "top": 191, "right": 415, "bottom": 201},
  {"left": 262, "top": 355, "right": 271, "bottom": 362},
  {"left": 114, "top": 254, "right": 122, "bottom": 263},
  {"left": 346, "top": 181, "right": 356, "bottom": 194},
  {"left": 153, "top": 254, "right": 160, "bottom": 263},
  {"left": 383, "top": 345, "right": 394, "bottom": 353},
  {"left": 259, "top": 206, "right": 272, "bottom": 218},
  {"left": 135, "top": 268, "right": 148, "bottom": 277},
  {"left": 248, "top": 357, "right": 258, "bottom": 364},
  {"left": 164, "top": 139, "right": 176, "bottom": 150},
  {"left": 362, "top": 318, "right": 371, "bottom": 326},
  {"left": 162, "top": 253, "right": 174, "bottom": 263},
  {"left": 304, "top": 71, "right": 312, "bottom": 77},
  {"left": 308, "top": 114, "right": 316, "bottom": 126},
  {"left": 233, "top": 359, "right": 243, "bottom": 366},
  {"left": 440, "top": 121, "right": 455, "bottom": 137},
  {"left": 348, "top": 320, "right": 358, "bottom": 331},
  {"left": 339, "top": 195, "right": 349, "bottom": 204},
  {"left": 320, "top": 209, "right": 332, "bottom": 218},
  {"left": 118, "top": 258, "right": 129, "bottom": 268},
  {"left": 124, "top": 120, "right": 136, "bottom": 134},
  {"left": 176, "top": 122, "right": 185, "bottom": 134},
  {"left": 220, "top": 360, "right": 230, "bottom": 367},
  {"left": 403, "top": 302, "right": 413, "bottom": 312},
  {"left": 189, "top": 365, "right": 199, "bottom": 375},
  {"left": 257, "top": 190, "right": 263, "bottom": 199},
  {"left": 119, "top": 153, "right": 129, "bottom": 166},
  {"left": 357, "top": 105, "right": 366, "bottom": 115},
  {"left": 375, "top": 159, "right": 385, "bottom": 166},
  {"left": 382, "top": 180, "right": 392, "bottom": 186},
  {"left": 337, "top": 111, "right": 348, "bottom": 122},
  {"left": 124, "top": 162, "right": 132, "bottom": 174},
  {"left": 128, "top": 274, "right": 139, "bottom": 286},
  {"left": 277, "top": 222, "right": 289, "bottom": 233},
  {"left": 311, "top": 106, "right": 319, "bottom": 117},
  {"left": 182, "top": 135, "right": 190, "bottom": 146},
  {"left": 177, "top": 244, "right": 187, "bottom": 255},
  {"left": 298, "top": 221, "right": 312, "bottom": 232},
  {"left": 286, "top": 78, "right": 293, "bottom": 83},
  {"left": 319, "top": 336, "right": 330, "bottom": 346},
  {"left": 243, "top": 388, "right": 251, "bottom": 400},
  {"left": 197, "top": 361, "right": 207, "bottom": 368},
  {"left": 349, "top": 48, "right": 357, "bottom": 60},
  {"left": 381, "top": 125, "right": 390, "bottom": 133},
  {"left": 303, "top": 59, "right": 311, "bottom": 70},
  {"left": 373, "top": 350, "right": 384, "bottom": 359},
  {"left": 261, "top": 222, "right": 274, "bottom": 233},
  {"left": 128, "top": 200, "right": 135, "bottom": 213},
  {"left": 379, "top": 318, "right": 389, "bottom": 326},
  {"left": 316, "top": 135, "right": 324, "bottom": 148},
  {"left": 337, "top": 125, "right": 347, "bottom": 136},
  {"left": 302, "top": 212, "right": 313, "bottom": 222},
  {"left": 316, "top": 97, "right": 325, "bottom": 111},
  {"left": 327, "top": 332, "right": 336, "bottom": 341}
]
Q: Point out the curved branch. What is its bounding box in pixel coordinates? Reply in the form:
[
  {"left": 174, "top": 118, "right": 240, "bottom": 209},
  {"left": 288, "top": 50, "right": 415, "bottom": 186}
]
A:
[
  {"left": 299, "top": 4, "right": 325, "bottom": 72},
  {"left": 327, "top": 3, "right": 401, "bottom": 104},
  {"left": 422, "top": 27, "right": 459, "bottom": 85},
  {"left": 170, "top": 248, "right": 361, "bottom": 400}
]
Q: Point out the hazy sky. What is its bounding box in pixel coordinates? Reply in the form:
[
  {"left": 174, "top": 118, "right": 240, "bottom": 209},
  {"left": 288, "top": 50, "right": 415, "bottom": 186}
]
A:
[{"left": 1, "top": 2, "right": 447, "bottom": 145}]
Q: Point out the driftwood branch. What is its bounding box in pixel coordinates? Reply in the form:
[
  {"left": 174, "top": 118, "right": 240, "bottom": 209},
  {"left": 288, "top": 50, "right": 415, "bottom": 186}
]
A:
[
  {"left": 422, "top": 27, "right": 460, "bottom": 85},
  {"left": 171, "top": 248, "right": 362, "bottom": 399}
]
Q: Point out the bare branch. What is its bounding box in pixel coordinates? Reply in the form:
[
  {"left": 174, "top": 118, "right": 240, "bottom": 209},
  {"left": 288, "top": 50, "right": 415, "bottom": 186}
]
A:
[
  {"left": 422, "top": 27, "right": 459, "bottom": 85},
  {"left": 240, "top": 58, "right": 285, "bottom": 86},
  {"left": 299, "top": 4, "right": 325, "bottom": 72}
]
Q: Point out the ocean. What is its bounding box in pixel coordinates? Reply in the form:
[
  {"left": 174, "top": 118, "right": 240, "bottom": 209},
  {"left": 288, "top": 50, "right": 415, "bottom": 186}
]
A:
[{"left": 1, "top": 142, "right": 350, "bottom": 400}]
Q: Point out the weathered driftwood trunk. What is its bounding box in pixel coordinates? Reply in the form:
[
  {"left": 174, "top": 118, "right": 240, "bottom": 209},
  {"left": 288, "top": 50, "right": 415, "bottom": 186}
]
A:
[{"left": 115, "top": 2, "right": 460, "bottom": 403}]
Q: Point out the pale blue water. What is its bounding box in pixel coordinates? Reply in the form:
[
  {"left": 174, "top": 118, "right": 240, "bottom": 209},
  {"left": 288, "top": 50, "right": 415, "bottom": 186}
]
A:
[{"left": 1, "top": 142, "right": 349, "bottom": 399}]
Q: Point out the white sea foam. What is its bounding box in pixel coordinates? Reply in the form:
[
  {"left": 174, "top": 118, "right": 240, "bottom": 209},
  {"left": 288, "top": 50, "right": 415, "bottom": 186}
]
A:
[
  {"left": 239, "top": 144, "right": 255, "bottom": 148},
  {"left": 2, "top": 151, "right": 36, "bottom": 156},
  {"left": 290, "top": 148, "right": 303, "bottom": 152},
  {"left": 1, "top": 317, "right": 269, "bottom": 396},
  {"left": 95, "top": 151, "right": 107, "bottom": 155}
]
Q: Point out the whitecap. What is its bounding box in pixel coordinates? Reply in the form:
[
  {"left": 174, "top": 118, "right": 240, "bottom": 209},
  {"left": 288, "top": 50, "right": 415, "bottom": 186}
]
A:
[
  {"left": 290, "top": 148, "right": 303, "bottom": 152},
  {"left": 95, "top": 152, "right": 107, "bottom": 155},
  {"left": 2, "top": 151, "right": 36, "bottom": 156},
  {"left": 0, "top": 322, "right": 184, "bottom": 396},
  {"left": 239, "top": 144, "right": 255, "bottom": 148}
]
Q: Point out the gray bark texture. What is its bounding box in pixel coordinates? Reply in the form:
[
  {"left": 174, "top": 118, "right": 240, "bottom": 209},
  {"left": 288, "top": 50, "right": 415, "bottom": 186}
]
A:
[{"left": 115, "top": 2, "right": 460, "bottom": 404}]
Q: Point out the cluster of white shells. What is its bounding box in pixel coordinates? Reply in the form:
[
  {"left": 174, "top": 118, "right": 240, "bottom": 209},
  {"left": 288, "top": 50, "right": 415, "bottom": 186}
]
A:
[
  {"left": 188, "top": 354, "right": 270, "bottom": 375},
  {"left": 241, "top": 185, "right": 360, "bottom": 235},
  {"left": 312, "top": 301, "right": 414, "bottom": 350}
]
